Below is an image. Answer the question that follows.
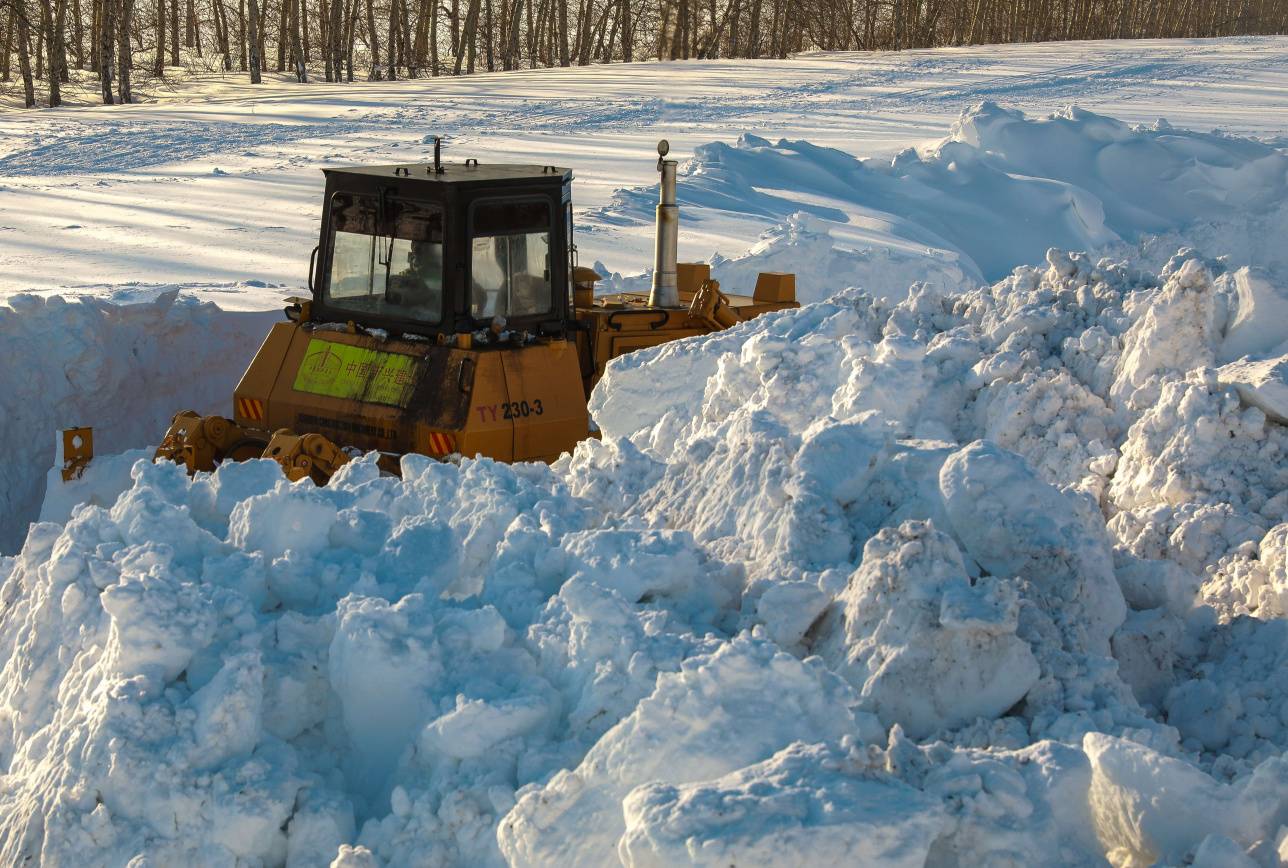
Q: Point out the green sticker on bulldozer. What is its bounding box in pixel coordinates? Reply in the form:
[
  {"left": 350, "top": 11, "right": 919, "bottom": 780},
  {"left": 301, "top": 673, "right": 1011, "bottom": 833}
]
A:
[{"left": 293, "top": 338, "right": 420, "bottom": 407}]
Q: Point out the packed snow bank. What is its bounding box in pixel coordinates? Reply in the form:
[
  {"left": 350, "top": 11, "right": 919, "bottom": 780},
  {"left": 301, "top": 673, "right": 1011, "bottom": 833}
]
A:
[
  {"left": 0, "top": 291, "right": 275, "bottom": 552},
  {"left": 7, "top": 241, "right": 1288, "bottom": 866},
  {"left": 594, "top": 102, "right": 1288, "bottom": 301}
]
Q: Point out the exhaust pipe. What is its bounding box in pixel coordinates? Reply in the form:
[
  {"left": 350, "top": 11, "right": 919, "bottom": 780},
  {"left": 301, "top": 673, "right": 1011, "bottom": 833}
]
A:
[{"left": 649, "top": 140, "right": 680, "bottom": 308}]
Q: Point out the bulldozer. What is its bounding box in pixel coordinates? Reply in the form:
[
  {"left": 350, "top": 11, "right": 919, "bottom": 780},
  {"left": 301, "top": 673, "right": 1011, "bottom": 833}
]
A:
[{"left": 61, "top": 140, "right": 798, "bottom": 486}]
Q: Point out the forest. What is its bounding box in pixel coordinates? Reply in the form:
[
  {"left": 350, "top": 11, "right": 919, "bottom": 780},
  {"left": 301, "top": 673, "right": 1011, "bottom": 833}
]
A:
[{"left": 2, "top": 0, "right": 1287, "bottom": 107}]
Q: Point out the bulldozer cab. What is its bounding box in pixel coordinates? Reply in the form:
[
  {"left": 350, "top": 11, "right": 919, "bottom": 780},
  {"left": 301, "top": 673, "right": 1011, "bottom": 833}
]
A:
[
  {"left": 310, "top": 160, "right": 574, "bottom": 338},
  {"left": 63, "top": 142, "right": 798, "bottom": 489}
]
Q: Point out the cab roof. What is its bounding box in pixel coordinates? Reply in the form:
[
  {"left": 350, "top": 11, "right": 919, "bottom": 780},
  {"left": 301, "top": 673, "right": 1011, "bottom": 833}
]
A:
[{"left": 323, "top": 162, "right": 573, "bottom": 186}]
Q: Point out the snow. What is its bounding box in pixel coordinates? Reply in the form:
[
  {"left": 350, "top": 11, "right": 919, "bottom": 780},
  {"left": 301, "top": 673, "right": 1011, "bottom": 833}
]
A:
[
  {"left": 3, "top": 38, "right": 1288, "bottom": 307},
  {"left": 1082, "top": 732, "right": 1278, "bottom": 867},
  {"left": 814, "top": 520, "right": 1041, "bottom": 740},
  {"left": 617, "top": 741, "right": 945, "bottom": 868},
  {"left": 4, "top": 34, "right": 1288, "bottom": 868},
  {"left": 1220, "top": 356, "right": 1288, "bottom": 424},
  {"left": 0, "top": 290, "right": 275, "bottom": 551}
]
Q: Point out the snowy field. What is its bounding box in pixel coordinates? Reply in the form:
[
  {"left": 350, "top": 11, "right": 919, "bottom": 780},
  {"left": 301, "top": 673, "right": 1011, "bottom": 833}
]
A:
[
  {"left": 2, "top": 36, "right": 1288, "bottom": 867},
  {"left": 1, "top": 37, "right": 1287, "bottom": 303}
]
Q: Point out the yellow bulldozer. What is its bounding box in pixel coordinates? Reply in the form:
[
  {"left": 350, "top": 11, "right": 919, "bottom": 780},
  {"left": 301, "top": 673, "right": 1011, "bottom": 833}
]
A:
[{"left": 61, "top": 140, "right": 797, "bottom": 486}]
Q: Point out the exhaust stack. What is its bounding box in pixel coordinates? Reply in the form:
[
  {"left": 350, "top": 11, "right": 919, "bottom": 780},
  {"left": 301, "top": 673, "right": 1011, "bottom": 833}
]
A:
[{"left": 649, "top": 140, "right": 680, "bottom": 308}]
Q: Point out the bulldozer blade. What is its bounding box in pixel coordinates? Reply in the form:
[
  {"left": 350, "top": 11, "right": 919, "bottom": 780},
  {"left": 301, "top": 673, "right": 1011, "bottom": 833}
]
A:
[{"left": 61, "top": 427, "right": 94, "bottom": 482}]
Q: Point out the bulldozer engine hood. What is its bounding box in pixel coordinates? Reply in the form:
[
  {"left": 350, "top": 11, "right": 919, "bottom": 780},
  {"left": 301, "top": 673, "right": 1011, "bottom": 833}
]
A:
[{"left": 235, "top": 321, "right": 589, "bottom": 464}]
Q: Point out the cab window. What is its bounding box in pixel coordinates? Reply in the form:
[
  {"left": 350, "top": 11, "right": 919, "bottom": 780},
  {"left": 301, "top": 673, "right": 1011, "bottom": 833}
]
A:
[
  {"left": 326, "top": 193, "right": 444, "bottom": 324},
  {"left": 470, "top": 199, "right": 552, "bottom": 320}
]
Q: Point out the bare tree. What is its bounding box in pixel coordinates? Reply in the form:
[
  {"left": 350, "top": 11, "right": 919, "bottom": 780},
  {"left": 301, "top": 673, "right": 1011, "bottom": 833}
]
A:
[
  {"left": 247, "top": 0, "right": 260, "bottom": 78},
  {"left": 152, "top": 0, "right": 162, "bottom": 72},
  {"left": 38, "top": 0, "right": 60, "bottom": 102},
  {"left": 8, "top": 0, "right": 1288, "bottom": 108},
  {"left": 115, "top": 0, "right": 130, "bottom": 100},
  {"left": 97, "top": 0, "right": 112, "bottom": 101},
  {"left": 332, "top": 0, "right": 347, "bottom": 76},
  {"left": 11, "top": 0, "right": 37, "bottom": 105},
  {"left": 1, "top": 6, "right": 14, "bottom": 81},
  {"left": 363, "top": 0, "right": 378, "bottom": 75},
  {"left": 69, "top": 0, "right": 81, "bottom": 66},
  {"left": 289, "top": 0, "right": 305, "bottom": 77}
]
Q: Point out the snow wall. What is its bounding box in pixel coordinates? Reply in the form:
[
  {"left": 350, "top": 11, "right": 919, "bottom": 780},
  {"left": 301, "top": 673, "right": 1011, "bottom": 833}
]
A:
[
  {"left": 0, "top": 291, "right": 277, "bottom": 552},
  {"left": 2, "top": 105, "right": 1288, "bottom": 867}
]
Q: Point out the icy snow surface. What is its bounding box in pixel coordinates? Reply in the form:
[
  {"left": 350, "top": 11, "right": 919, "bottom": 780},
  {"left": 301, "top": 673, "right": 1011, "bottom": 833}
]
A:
[{"left": 4, "top": 38, "right": 1288, "bottom": 868}]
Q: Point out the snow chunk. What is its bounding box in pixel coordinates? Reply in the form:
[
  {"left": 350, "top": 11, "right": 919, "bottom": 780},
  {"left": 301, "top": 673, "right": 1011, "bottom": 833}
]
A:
[
  {"left": 940, "top": 441, "right": 1126, "bottom": 651},
  {"left": 1219, "top": 268, "right": 1288, "bottom": 363},
  {"left": 1219, "top": 354, "right": 1288, "bottom": 424},
  {"left": 1084, "top": 733, "right": 1264, "bottom": 867},
  {"left": 497, "top": 634, "right": 865, "bottom": 866},
  {"left": 814, "top": 520, "right": 1039, "bottom": 739},
  {"left": 618, "top": 742, "right": 945, "bottom": 868}
]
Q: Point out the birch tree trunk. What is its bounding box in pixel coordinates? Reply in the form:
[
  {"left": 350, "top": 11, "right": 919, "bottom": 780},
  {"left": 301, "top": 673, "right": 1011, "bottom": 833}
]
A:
[
  {"left": 115, "top": 0, "right": 131, "bottom": 101},
  {"left": 152, "top": 0, "right": 163, "bottom": 72},
  {"left": 247, "top": 0, "right": 261, "bottom": 79},
  {"left": 17, "top": 1, "right": 37, "bottom": 105},
  {"left": 363, "top": 0, "right": 377, "bottom": 76},
  {"left": 98, "top": 0, "right": 114, "bottom": 101},
  {"left": 327, "top": 0, "right": 341, "bottom": 80},
  {"left": 1, "top": 7, "right": 13, "bottom": 80},
  {"left": 276, "top": 0, "right": 287, "bottom": 69},
  {"left": 289, "top": 0, "right": 304, "bottom": 77}
]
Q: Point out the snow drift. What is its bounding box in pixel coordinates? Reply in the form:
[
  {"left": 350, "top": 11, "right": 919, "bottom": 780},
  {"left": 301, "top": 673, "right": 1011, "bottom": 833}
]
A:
[
  {"left": 4, "top": 107, "right": 1288, "bottom": 867},
  {"left": 0, "top": 290, "right": 276, "bottom": 552},
  {"left": 593, "top": 102, "right": 1288, "bottom": 301}
]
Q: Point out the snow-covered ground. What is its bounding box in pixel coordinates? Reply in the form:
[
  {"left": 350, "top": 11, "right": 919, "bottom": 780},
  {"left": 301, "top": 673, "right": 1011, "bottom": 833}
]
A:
[
  {"left": 2, "top": 37, "right": 1287, "bottom": 305},
  {"left": 3, "top": 36, "right": 1288, "bottom": 868}
]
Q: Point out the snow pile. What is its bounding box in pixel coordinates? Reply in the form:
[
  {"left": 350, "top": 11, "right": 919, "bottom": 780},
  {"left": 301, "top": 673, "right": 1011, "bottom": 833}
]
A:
[
  {"left": 594, "top": 102, "right": 1288, "bottom": 301},
  {"left": 0, "top": 291, "right": 275, "bottom": 552},
  {"left": 5, "top": 110, "right": 1288, "bottom": 864},
  {"left": 6, "top": 243, "right": 1288, "bottom": 866}
]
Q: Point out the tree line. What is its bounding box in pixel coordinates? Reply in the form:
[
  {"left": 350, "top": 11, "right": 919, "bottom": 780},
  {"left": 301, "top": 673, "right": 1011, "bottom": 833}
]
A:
[{"left": 3, "top": 0, "right": 1286, "bottom": 106}]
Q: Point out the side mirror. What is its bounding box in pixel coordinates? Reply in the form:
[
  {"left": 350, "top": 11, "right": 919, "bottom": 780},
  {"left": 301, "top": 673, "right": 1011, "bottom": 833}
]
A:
[{"left": 284, "top": 296, "right": 312, "bottom": 323}]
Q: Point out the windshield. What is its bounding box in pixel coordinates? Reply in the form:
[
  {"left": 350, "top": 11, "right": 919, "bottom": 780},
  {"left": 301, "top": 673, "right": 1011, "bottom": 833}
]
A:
[
  {"left": 325, "top": 193, "right": 444, "bottom": 324},
  {"left": 470, "top": 199, "right": 552, "bottom": 320}
]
